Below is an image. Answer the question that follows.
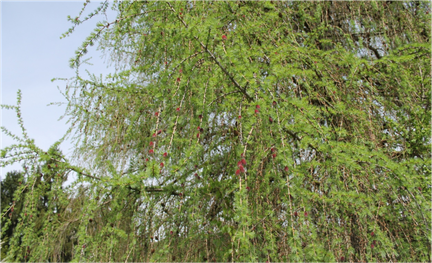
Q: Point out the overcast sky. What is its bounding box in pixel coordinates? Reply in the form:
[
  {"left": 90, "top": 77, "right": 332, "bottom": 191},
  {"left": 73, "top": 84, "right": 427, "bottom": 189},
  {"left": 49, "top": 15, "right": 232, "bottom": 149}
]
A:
[{"left": 1, "top": 1, "right": 116, "bottom": 180}]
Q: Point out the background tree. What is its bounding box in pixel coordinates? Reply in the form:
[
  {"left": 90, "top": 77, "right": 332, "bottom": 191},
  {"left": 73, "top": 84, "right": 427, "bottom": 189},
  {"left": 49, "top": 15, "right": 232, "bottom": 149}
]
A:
[
  {"left": 1, "top": 170, "right": 25, "bottom": 259},
  {"left": 1, "top": 1, "right": 430, "bottom": 262}
]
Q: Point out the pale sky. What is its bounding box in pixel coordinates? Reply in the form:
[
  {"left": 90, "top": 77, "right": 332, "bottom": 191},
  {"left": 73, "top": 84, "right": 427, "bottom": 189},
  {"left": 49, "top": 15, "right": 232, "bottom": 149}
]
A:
[{"left": 1, "top": 1, "right": 116, "bottom": 180}]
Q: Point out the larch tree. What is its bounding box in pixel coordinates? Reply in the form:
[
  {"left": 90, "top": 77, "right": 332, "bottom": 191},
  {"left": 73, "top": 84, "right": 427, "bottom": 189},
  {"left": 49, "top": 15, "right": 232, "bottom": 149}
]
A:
[
  {"left": 1, "top": 170, "right": 25, "bottom": 259},
  {"left": 1, "top": 1, "right": 430, "bottom": 262}
]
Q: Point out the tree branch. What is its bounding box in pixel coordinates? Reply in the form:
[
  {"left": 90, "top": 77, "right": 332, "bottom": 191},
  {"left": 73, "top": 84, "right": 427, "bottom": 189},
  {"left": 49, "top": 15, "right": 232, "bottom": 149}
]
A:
[{"left": 166, "top": 2, "right": 253, "bottom": 102}]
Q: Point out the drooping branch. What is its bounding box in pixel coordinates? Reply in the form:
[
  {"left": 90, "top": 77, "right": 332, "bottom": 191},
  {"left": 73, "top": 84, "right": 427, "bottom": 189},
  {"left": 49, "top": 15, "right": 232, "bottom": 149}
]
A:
[{"left": 166, "top": 2, "right": 253, "bottom": 102}]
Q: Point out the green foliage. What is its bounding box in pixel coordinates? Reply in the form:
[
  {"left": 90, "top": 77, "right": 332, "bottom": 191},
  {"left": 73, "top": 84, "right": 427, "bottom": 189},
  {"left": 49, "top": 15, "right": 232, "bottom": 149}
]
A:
[
  {"left": 1, "top": 1, "right": 431, "bottom": 262},
  {"left": 0, "top": 238, "right": 7, "bottom": 263},
  {"left": 1, "top": 170, "right": 25, "bottom": 259}
]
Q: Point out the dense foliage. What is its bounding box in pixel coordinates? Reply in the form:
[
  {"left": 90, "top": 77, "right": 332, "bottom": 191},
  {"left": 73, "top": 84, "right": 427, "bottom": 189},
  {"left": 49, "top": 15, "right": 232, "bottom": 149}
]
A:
[
  {"left": 1, "top": 1, "right": 430, "bottom": 262},
  {"left": 1, "top": 171, "right": 25, "bottom": 259}
]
